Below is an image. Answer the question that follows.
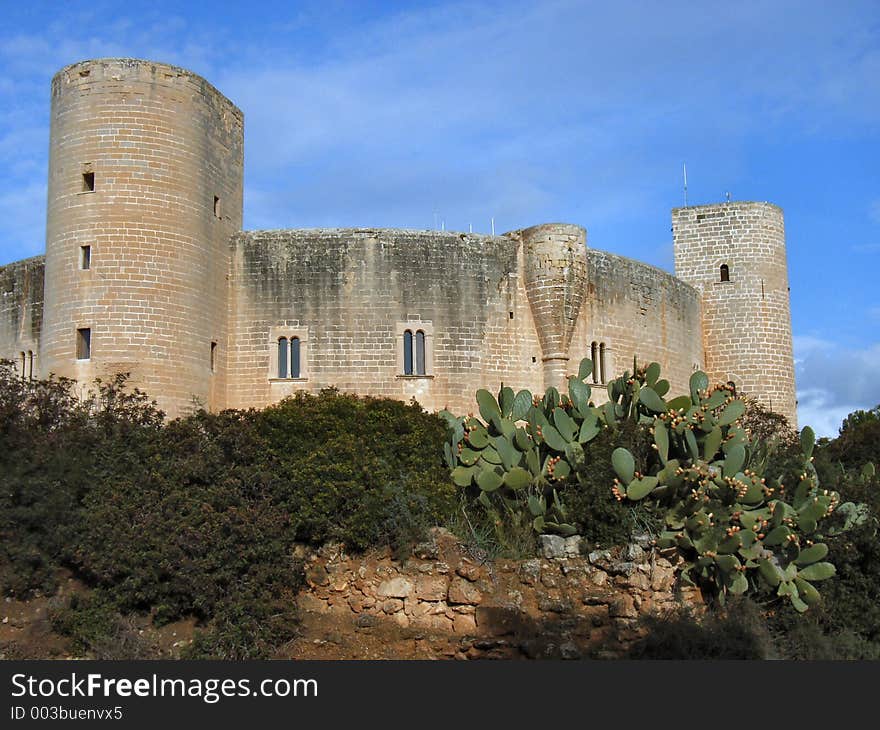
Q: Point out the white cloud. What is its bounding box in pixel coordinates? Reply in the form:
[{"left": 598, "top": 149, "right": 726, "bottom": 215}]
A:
[{"left": 794, "top": 335, "right": 880, "bottom": 437}]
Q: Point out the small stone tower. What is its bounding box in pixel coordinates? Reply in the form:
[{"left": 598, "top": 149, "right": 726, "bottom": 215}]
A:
[
  {"left": 40, "top": 59, "right": 244, "bottom": 414},
  {"left": 672, "top": 202, "right": 797, "bottom": 426},
  {"left": 519, "top": 223, "right": 588, "bottom": 390}
]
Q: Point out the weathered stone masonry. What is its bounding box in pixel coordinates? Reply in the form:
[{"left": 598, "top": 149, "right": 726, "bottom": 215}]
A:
[{"left": 0, "top": 58, "right": 796, "bottom": 424}]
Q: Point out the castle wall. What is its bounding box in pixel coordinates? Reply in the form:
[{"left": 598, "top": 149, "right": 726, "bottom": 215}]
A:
[
  {"left": 672, "top": 202, "right": 796, "bottom": 425},
  {"left": 226, "top": 229, "right": 544, "bottom": 414},
  {"left": 40, "top": 59, "right": 243, "bottom": 416},
  {"left": 226, "top": 228, "right": 704, "bottom": 415},
  {"left": 0, "top": 257, "right": 44, "bottom": 379},
  {"left": 571, "top": 250, "right": 704, "bottom": 401}
]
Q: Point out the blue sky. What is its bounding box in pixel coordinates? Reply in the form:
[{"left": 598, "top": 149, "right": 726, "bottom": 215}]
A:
[{"left": 0, "top": 0, "right": 877, "bottom": 435}]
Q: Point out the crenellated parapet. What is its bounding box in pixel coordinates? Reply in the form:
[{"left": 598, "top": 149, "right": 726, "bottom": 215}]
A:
[{"left": 515, "top": 223, "right": 588, "bottom": 390}]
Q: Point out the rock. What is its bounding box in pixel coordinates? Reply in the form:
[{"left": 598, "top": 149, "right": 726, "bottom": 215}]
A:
[
  {"left": 590, "top": 570, "right": 608, "bottom": 587},
  {"left": 381, "top": 599, "right": 404, "bottom": 614},
  {"left": 609, "top": 594, "right": 638, "bottom": 619},
  {"left": 414, "top": 575, "right": 448, "bottom": 601},
  {"left": 298, "top": 594, "right": 330, "bottom": 614},
  {"left": 651, "top": 565, "right": 675, "bottom": 591},
  {"left": 607, "top": 561, "right": 636, "bottom": 577},
  {"left": 448, "top": 577, "right": 482, "bottom": 605},
  {"left": 475, "top": 605, "right": 522, "bottom": 637},
  {"left": 456, "top": 562, "right": 482, "bottom": 582},
  {"left": 563, "top": 535, "right": 582, "bottom": 558},
  {"left": 538, "top": 598, "right": 569, "bottom": 613},
  {"left": 376, "top": 576, "right": 414, "bottom": 598},
  {"left": 624, "top": 572, "right": 650, "bottom": 590},
  {"left": 305, "top": 565, "right": 330, "bottom": 587},
  {"left": 560, "top": 641, "right": 582, "bottom": 660},
  {"left": 519, "top": 559, "right": 542, "bottom": 585},
  {"left": 588, "top": 549, "right": 612, "bottom": 565},
  {"left": 412, "top": 539, "right": 439, "bottom": 560},
  {"left": 453, "top": 613, "right": 477, "bottom": 634},
  {"left": 452, "top": 604, "right": 476, "bottom": 615},
  {"left": 631, "top": 531, "right": 653, "bottom": 548},
  {"left": 540, "top": 534, "right": 566, "bottom": 559},
  {"left": 408, "top": 601, "right": 429, "bottom": 618},
  {"left": 625, "top": 543, "right": 645, "bottom": 562}
]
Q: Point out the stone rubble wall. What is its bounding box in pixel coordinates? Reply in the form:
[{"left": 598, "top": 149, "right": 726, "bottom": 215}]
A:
[{"left": 296, "top": 529, "right": 700, "bottom": 659}]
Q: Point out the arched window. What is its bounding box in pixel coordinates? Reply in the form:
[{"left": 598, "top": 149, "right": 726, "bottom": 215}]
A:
[
  {"left": 403, "top": 330, "right": 414, "bottom": 375},
  {"left": 599, "top": 342, "right": 607, "bottom": 384},
  {"left": 415, "top": 330, "right": 426, "bottom": 376},
  {"left": 277, "top": 337, "right": 288, "bottom": 379},
  {"left": 290, "top": 337, "right": 301, "bottom": 379},
  {"left": 27, "top": 351, "right": 34, "bottom": 380},
  {"left": 720, "top": 263, "right": 730, "bottom": 282},
  {"left": 19, "top": 352, "right": 25, "bottom": 380},
  {"left": 590, "top": 341, "right": 598, "bottom": 383}
]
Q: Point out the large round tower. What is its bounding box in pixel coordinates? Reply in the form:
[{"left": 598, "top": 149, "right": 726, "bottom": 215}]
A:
[
  {"left": 672, "top": 202, "right": 796, "bottom": 426},
  {"left": 41, "top": 58, "right": 243, "bottom": 415}
]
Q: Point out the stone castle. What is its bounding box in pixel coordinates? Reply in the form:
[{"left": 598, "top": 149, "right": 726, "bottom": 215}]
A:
[{"left": 0, "top": 58, "right": 797, "bottom": 424}]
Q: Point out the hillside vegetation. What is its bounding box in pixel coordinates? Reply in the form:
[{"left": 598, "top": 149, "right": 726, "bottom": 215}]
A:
[{"left": 0, "top": 361, "right": 876, "bottom": 659}]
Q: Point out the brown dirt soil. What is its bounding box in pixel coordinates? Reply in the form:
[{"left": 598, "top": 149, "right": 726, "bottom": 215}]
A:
[{"left": 0, "top": 570, "right": 197, "bottom": 660}]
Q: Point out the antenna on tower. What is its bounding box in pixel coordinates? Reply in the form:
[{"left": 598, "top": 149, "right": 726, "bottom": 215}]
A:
[
  {"left": 491, "top": 217, "right": 495, "bottom": 235},
  {"left": 725, "top": 191, "right": 731, "bottom": 202},
  {"left": 683, "top": 163, "right": 688, "bottom": 207}
]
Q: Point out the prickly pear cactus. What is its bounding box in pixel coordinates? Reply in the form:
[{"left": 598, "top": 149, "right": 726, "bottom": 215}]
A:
[
  {"left": 441, "top": 357, "right": 602, "bottom": 537},
  {"left": 610, "top": 367, "right": 841, "bottom": 612}
]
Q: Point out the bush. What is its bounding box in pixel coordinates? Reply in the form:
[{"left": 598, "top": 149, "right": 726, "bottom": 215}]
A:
[
  {"left": 627, "top": 601, "right": 774, "bottom": 659},
  {"left": 562, "top": 422, "right": 660, "bottom": 548},
  {"left": 0, "top": 365, "right": 456, "bottom": 658}
]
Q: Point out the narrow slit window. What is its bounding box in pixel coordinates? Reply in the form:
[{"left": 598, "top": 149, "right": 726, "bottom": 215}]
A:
[
  {"left": 599, "top": 342, "right": 607, "bottom": 384},
  {"left": 591, "top": 341, "right": 598, "bottom": 383},
  {"left": 19, "top": 352, "right": 25, "bottom": 380},
  {"left": 82, "top": 171, "right": 95, "bottom": 192},
  {"left": 27, "top": 351, "right": 34, "bottom": 380},
  {"left": 277, "top": 337, "right": 288, "bottom": 378},
  {"left": 80, "top": 245, "right": 91, "bottom": 270},
  {"left": 415, "top": 330, "right": 426, "bottom": 376},
  {"left": 213, "top": 195, "right": 221, "bottom": 218},
  {"left": 210, "top": 341, "right": 217, "bottom": 373},
  {"left": 403, "top": 330, "right": 413, "bottom": 375},
  {"left": 76, "top": 328, "right": 91, "bottom": 360},
  {"left": 720, "top": 263, "right": 730, "bottom": 282},
  {"left": 290, "top": 337, "right": 301, "bottom": 378}
]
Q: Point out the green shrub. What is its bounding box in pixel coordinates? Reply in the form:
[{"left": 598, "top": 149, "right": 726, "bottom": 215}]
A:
[
  {"left": 562, "top": 423, "right": 660, "bottom": 548},
  {"left": 626, "top": 600, "right": 774, "bottom": 659},
  {"left": 0, "top": 366, "right": 456, "bottom": 658}
]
